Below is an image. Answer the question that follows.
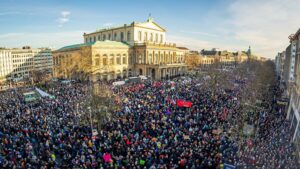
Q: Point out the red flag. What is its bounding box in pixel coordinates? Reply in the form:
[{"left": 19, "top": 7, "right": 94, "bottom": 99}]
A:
[{"left": 176, "top": 100, "right": 192, "bottom": 108}]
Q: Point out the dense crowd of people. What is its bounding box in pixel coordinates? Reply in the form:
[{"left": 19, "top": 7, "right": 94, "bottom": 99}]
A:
[{"left": 0, "top": 68, "right": 299, "bottom": 168}]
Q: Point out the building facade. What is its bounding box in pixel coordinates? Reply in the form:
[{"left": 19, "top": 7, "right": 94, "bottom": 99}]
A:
[
  {"left": 0, "top": 47, "right": 53, "bottom": 84},
  {"left": 197, "top": 48, "right": 260, "bottom": 70},
  {"left": 54, "top": 18, "right": 187, "bottom": 81},
  {"left": 83, "top": 17, "right": 166, "bottom": 46},
  {"left": 53, "top": 41, "right": 132, "bottom": 81},
  {"left": 0, "top": 50, "right": 13, "bottom": 83},
  {"left": 283, "top": 46, "right": 291, "bottom": 90},
  {"left": 132, "top": 42, "right": 187, "bottom": 79},
  {"left": 286, "top": 28, "right": 300, "bottom": 156}
]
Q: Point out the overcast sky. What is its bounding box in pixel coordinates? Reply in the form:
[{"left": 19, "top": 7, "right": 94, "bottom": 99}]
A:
[{"left": 0, "top": 0, "right": 299, "bottom": 58}]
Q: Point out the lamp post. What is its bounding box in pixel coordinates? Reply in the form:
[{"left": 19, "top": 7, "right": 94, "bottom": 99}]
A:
[{"left": 87, "top": 106, "right": 93, "bottom": 132}]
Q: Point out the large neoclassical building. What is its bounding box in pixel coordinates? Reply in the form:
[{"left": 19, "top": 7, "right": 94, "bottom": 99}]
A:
[{"left": 53, "top": 17, "right": 187, "bottom": 81}]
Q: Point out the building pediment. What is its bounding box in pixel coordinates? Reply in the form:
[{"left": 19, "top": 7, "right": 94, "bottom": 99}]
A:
[{"left": 135, "top": 21, "right": 166, "bottom": 32}]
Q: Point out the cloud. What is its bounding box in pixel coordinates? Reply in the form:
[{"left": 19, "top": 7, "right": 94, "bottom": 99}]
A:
[
  {"left": 103, "top": 22, "right": 114, "bottom": 27},
  {"left": 0, "top": 11, "right": 21, "bottom": 16},
  {"left": 57, "top": 11, "right": 71, "bottom": 27},
  {"left": 179, "top": 30, "right": 217, "bottom": 37},
  {"left": 170, "top": 0, "right": 299, "bottom": 59},
  {"left": 61, "top": 11, "right": 70, "bottom": 18},
  {"left": 168, "top": 34, "right": 214, "bottom": 50},
  {"left": 0, "top": 33, "right": 25, "bottom": 38},
  {"left": 225, "top": 0, "right": 300, "bottom": 58}
]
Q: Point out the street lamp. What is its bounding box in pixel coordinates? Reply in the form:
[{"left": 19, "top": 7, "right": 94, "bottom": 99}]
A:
[{"left": 87, "top": 106, "right": 93, "bottom": 133}]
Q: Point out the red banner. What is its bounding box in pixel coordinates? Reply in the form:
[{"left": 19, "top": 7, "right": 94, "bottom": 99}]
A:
[{"left": 176, "top": 100, "right": 192, "bottom": 108}]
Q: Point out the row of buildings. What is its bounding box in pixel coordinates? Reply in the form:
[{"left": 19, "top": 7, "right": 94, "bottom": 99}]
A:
[
  {"left": 275, "top": 28, "right": 300, "bottom": 153},
  {"left": 1, "top": 17, "right": 266, "bottom": 89},
  {"left": 53, "top": 17, "right": 268, "bottom": 81},
  {"left": 0, "top": 47, "right": 52, "bottom": 89},
  {"left": 186, "top": 47, "right": 267, "bottom": 70}
]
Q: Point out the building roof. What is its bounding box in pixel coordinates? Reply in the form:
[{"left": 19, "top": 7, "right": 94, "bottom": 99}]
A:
[
  {"left": 177, "top": 47, "right": 189, "bottom": 50},
  {"left": 201, "top": 49, "right": 218, "bottom": 56},
  {"left": 84, "top": 17, "right": 166, "bottom": 36},
  {"left": 293, "top": 28, "right": 300, "bottom": 39},
  {"left": 56, "top": 40, "right": 130, "bottom": 51}
]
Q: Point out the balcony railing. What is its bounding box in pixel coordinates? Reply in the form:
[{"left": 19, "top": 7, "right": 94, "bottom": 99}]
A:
[{"left": 134, "top": 42, "right": 176, "bottom": 47}]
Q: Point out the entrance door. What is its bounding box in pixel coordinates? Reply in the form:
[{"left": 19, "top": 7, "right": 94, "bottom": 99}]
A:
[
  {"left": 139, "top": 69, "right": 143, "bottom": 75},
  {"left": 151, "top": 69, "right": 155, "bottom": 79}
]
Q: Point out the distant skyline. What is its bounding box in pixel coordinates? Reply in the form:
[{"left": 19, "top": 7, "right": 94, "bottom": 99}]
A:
[{"left": 0, "top": 0, "right": 299, "bottom": 58}]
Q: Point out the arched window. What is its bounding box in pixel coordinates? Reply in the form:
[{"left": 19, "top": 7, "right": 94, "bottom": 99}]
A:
[
  {"left": 127, "top": 31, "right": 131, "bottom": 41},
  {"left": 110, "top": 54, "right": 114, "bottom": 65},
  {"left": 160, "top": 34, "right": 163, "bottom": 43},
  {"left": 103, "top": 54, "right": 108, "bottom": 65},
  {"left": 95, "top": 58, "right": 100, "bottom": 66},
  {"left": 155, "top": 34, "right": 158, "bottom": 42},
  {"left": 149, "top": 54, "right": 152, "bottom": 64}
]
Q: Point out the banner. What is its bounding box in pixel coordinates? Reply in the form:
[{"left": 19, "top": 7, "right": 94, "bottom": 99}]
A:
[
  {"left": 176, "top": 99, "right": 192, "bottom": 108},
  {"left": 224, "top": 163, "right": 235, "bottom": 169}
]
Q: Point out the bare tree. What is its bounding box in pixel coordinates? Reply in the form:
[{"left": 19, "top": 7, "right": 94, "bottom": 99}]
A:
[{"left": 185, "top": 54, "right": 200, "bottom": 70}]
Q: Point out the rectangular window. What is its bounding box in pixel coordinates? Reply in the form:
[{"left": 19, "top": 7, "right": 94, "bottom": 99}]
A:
[
  {"left": 150, "top": 33, "right": 153, "bottom": 42},
  {"left": 144, "top": 32, "right": 148, "bottom": 42},
  {"left": 114, "top": 33, "right": 117, "bottom": 40},
  {"left": 127, "top": 31, "right": 131, "bottom": 41},
  {"left": 138, "top": 31, "right": 142, "bottom": 41},
  {"left": 110, "top": 58, "right": 114, "bottom": 65},
  {"left": 123, "top": 57, "right": 127, "bottom": 64},
  {"left": 121, "top": 32, "right": 124, "bottom": 42}
]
